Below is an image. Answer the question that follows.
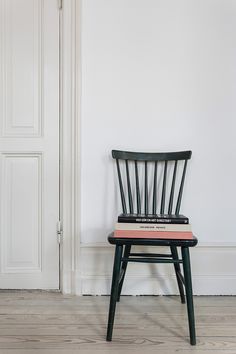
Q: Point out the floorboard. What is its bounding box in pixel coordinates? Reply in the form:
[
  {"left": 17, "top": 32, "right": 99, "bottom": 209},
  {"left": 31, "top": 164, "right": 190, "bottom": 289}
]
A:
[{"left": 0, "top": 291, "right": 235, "bottom": 353}]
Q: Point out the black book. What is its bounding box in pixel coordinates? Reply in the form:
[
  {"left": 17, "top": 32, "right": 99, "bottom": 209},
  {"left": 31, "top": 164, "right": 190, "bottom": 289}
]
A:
[{"left": 118, "top": 213, "right": 189, "bottom": 224}]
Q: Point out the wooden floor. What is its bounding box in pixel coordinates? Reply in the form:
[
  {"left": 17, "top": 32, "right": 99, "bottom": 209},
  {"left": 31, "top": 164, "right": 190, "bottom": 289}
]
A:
[{"left": 0, "top": 291, "right": 235, "bottom": 353}]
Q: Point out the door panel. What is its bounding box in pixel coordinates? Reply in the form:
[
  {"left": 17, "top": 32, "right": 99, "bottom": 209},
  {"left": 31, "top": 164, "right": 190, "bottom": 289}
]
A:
[
  {"left": 3, "top": 0, "right": 42, "bottom": 137},
  {"left": 0, "top": 0, "right": 59, "bottom": 288}
]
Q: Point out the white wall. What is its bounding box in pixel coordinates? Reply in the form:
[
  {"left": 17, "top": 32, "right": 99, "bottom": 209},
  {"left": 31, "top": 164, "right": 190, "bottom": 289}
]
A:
[{"left": 79, "top": 0, "right": 236, "bottom": 294}]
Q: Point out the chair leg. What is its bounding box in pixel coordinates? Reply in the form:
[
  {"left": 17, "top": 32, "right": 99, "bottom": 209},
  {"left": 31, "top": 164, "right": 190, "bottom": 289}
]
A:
[
  {"left": 181, "top": 247, "right": 196, "bottom": 345},
  {"left": 170, "top": 246, "right": 185, "bottom": 304},
  {"left": 117, "top": 245, "right": 131, "bottom": 302},
  {"left": 106, "top": 245, "right": 123, "bottom": 341}
]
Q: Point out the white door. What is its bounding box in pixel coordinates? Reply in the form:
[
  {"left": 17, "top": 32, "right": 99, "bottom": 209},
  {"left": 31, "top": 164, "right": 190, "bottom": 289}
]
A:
[{"left": 0, "top": 0, "right": 60, "bottom": 288}]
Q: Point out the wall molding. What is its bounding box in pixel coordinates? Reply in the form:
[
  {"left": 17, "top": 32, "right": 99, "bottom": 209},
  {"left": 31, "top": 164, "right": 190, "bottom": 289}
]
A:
[
  {"left": 80, "top": 241, "right": 236, "bottom": 248},
  {"left": 78, "top": 243, "right": 236, "bottom": 296}
]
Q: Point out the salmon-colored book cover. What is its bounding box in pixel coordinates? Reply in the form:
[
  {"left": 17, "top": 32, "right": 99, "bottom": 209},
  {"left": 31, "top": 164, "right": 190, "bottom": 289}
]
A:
[{"left": 114, "top": 229, "right": 193, "bottom": 240}]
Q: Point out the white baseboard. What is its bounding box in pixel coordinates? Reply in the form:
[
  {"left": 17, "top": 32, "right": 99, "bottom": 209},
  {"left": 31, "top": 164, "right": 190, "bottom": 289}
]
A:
[{"left": 76, "top": 243, "right": 236, "bottom": 295}]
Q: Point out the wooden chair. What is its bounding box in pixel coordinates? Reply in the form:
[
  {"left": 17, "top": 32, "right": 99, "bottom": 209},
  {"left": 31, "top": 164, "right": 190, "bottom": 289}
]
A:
[{"left": 106, "top": 150, "right": 198, "bottom": 345}]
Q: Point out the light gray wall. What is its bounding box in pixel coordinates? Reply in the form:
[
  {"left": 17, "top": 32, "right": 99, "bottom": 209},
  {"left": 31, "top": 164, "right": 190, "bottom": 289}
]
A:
[{"left": 81, "top": 0, "right": 236, "bottom": 245}]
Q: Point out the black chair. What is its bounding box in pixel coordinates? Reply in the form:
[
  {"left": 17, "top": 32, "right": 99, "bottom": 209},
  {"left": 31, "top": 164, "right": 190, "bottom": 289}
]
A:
[{"left": 106, "top": 150, "right": 198, "bottom": 345}]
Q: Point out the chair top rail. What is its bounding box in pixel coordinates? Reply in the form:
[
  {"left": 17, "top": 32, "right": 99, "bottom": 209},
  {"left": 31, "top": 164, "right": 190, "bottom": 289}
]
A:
[{"left": 112, "top": 150, "right": 192, "bottom": 161}]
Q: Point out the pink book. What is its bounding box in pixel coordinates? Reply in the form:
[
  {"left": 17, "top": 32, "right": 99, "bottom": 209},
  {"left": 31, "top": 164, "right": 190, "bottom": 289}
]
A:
[{"left": 114, "top": 229, "right": 193, "bottom": 240}]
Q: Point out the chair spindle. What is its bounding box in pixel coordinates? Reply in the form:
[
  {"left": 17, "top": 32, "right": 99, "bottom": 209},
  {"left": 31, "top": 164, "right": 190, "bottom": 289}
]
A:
[
  {"left": 144, "top": 161, "right": 148, "bottom": 214},
  {"left": 135, "top": 161, "right": 141, "bottom": 214},
  {"left": 168, "top": 160, "right": 178, "bottom": 214},
  {"left": 116, "top": 159, "right": 127, "bottom": 214},
  {"left": 175, "top": 159, "right": 188, "bottom": 214},
  {"left": 125, "top": 160, "right": 134, "bottom": 214},
  {"left": 160, "top": 161, "right": 168, "bottom": 214},
  {"left": 152, "top": 161, "right": 157, "bottom": 214}
]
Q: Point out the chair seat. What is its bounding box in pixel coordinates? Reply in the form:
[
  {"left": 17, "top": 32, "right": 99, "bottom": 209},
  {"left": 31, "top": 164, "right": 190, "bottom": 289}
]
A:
[{"left": 108, "top": 231, "right": 198, "bottom": 247}]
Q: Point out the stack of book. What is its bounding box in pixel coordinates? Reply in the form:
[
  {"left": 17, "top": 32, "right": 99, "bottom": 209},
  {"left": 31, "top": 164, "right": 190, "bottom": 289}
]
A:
[{"left": 114, "top": 214, "right": 193, "bottom": 239}]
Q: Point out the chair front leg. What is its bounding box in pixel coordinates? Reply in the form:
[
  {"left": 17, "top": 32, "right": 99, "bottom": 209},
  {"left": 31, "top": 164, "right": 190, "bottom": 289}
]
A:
[
  {"left": 170, "top": 245, "right": 185, "bottom": 304},
  {"left": 106, "top": 244, "right": 123, "bottom": 341},
  {"left": 117, "top": 244, "right": 131, "bottom": 302},
  {"left": 181, "top": 246, "right": 196, "bottom": 345}
]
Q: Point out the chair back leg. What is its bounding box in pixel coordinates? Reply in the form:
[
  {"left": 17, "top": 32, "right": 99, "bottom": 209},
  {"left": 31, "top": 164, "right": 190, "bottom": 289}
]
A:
[
  {"left": 117, "top": 245, "right": 131, "bottom": 302},
  {"left": 106, "top": 245, "right": 123, "bottom": 341},
  {"left": 170, "top": 246, "right": 185, "bottom": 304},
  {"left": 181, "top": 246, "right": 196, "bottom": 345}
]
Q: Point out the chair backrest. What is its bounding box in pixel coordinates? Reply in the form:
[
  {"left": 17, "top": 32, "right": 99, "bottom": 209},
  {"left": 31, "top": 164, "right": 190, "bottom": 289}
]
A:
[{"left": 112, "top": 150, "right": 192, "bottom": 215}]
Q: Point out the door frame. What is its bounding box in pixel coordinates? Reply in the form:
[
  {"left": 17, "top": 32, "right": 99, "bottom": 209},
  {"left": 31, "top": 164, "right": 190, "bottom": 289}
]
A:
[{"left": 60, "top": 0, "right": 81, "bottom": 294}]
